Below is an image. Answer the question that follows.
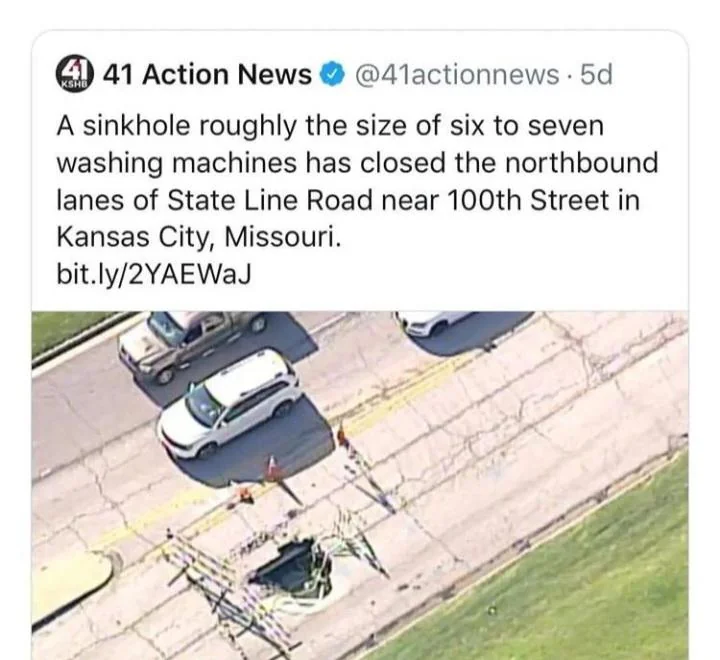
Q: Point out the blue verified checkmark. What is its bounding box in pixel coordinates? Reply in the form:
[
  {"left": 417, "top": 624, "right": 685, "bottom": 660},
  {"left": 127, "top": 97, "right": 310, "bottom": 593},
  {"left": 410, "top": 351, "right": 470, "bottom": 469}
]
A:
[{"left": 319, "top": 61, "right": 345, "bottom": 86}]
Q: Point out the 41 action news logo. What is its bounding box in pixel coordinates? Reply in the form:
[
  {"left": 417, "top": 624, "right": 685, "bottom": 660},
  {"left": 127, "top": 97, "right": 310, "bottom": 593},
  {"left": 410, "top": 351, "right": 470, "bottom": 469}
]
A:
[{"left": 56, "top": 55, "right": 94, "bottom": 92}]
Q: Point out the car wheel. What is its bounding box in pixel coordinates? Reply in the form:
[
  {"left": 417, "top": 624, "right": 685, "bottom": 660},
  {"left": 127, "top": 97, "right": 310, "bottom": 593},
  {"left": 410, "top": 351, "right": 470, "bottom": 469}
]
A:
[
  {"left": 155, "top": 367, "right": 175, "bottom": 385},
  {"left": 430, "top": 321, "right": 449, "bottom": 337},
  {"left": 197, "top": 442, "right": 219, "bottom": 459},
  {"left": 273, "top": 400, "right": 294, "bottom": 418},
  {"left": 250, "top": 315, "right": 267, "bottom": 334}
]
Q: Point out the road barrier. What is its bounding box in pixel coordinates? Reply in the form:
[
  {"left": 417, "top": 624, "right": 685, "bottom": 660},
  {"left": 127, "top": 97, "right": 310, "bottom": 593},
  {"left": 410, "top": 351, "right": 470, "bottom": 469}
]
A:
[{"left": 339, "top": 435, "right": 689, "bottom": 660}]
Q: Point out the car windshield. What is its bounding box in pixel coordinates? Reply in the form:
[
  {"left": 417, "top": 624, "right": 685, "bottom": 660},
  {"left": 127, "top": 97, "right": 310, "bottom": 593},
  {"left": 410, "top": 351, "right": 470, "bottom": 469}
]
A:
[
  {"left": 185, "top": 385, "right": 225, "bottom": 428},
  {"left": 147, "top": 312, "right": 185, "bottom": 347}
]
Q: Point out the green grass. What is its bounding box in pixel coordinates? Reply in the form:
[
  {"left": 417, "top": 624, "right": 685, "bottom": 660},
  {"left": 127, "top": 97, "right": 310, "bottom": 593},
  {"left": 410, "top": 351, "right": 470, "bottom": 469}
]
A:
[
  {"left": 31, "top": 312, "right": 117, "bottom": 357},
  {"left": 369, "top": 453, "right": 688, "bottom": 660}
]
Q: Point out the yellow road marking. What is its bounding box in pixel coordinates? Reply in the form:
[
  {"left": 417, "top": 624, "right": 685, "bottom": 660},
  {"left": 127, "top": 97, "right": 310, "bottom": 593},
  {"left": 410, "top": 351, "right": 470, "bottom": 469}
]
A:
[
  {"left": 91, "top": 349, "right": 482, "bottom": 559},
  {"left": 347, "top": 353, "right": 475, "bottom": 437},
  {"left": 96, "top": 487, "right": 211, "bottom": 547}
]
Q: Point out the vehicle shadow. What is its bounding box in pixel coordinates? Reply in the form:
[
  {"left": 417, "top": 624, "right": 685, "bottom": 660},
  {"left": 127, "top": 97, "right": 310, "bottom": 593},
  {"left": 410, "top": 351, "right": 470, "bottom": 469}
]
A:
[
  {"left": 137, "top": 313, "right": 319, "bottom": 408},
  {"left": 173, "top": 396, "right": 334, "bottom": 489},
  {"left": 408, "top": 312, "right": 534, "bottom": 357}
]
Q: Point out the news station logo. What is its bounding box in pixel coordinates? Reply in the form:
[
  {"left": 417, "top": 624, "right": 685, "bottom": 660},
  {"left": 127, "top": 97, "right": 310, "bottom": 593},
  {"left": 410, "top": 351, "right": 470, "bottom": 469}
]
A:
[{"left": 56, "top": 55, "right": 94, "bottom": 92}]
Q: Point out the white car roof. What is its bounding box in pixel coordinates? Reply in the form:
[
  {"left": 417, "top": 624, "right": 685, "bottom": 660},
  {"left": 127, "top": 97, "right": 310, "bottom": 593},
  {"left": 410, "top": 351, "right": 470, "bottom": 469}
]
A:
[{"left": 204, "top": 349, "right": 290, "bottom": 406}]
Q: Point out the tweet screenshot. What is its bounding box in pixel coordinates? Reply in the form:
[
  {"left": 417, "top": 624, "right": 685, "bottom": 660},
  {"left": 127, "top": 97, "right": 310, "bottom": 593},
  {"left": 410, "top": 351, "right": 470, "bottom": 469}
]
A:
[{"left": 31, "top": 31, "right": 689, "bottom": 660}]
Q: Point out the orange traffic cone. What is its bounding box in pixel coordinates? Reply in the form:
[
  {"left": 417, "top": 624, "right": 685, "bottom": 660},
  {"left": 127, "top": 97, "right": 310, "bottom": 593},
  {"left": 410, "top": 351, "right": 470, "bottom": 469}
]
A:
[
  {"left": 265, "top": 455, "right": 282, "bottom": 482},
  {"left": 227, "top": 486, "right": 254, "bottom": 509},
  {"left": 337, "top": 423, "right": 349, "bottom": 448},
  {"left": 237, "top": 486, "right": 254, "bottom": 504}
]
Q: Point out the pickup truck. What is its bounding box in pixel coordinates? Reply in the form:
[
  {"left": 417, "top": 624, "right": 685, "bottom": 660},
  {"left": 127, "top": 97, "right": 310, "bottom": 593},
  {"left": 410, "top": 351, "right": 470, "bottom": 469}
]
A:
[{"left": 118, "top": 311, "right": 267, "bottom": 385}]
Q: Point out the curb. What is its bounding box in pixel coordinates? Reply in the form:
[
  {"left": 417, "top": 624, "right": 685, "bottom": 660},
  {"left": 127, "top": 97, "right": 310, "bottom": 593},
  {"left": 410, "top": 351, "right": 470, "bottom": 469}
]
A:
[
  {"left": 30, "top": 311, "right": 352, "bottom": 373},
  {"left": 31, "top": 312, "right": 139, "bottom": 369},
  {"left": 339, "top": 436, "right": 689, "bottom": 660}
]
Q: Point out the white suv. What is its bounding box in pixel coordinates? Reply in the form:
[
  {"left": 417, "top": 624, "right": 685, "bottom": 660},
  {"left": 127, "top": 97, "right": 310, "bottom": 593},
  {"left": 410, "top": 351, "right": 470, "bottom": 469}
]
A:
[
  {"left": 157, "top": 348, "right": 302, "bottom": 459},
  {"left": 394, "top": 312, "right": 472, "bottom": 338}
]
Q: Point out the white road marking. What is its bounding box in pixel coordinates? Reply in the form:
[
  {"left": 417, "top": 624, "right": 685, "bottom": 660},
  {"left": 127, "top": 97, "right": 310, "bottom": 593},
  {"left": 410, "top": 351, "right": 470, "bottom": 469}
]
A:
[{"left": 306, "top": 312, "right": 351, "bottom": 336}]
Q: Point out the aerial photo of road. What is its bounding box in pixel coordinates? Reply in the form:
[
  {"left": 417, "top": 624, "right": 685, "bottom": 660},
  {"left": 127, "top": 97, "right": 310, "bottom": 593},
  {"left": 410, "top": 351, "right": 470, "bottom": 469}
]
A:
[{"left": 31, "top": 311, "right": 688, "bottom": 659}]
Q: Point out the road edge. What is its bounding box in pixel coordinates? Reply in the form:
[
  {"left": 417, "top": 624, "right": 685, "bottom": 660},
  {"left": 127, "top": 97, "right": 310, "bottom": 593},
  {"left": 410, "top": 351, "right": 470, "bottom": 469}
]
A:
[
  {"left": 31, "top": 311, "right": 354, "bottom": 379},
  {"left": 31, "top": 312, "right": 141, "bottom": 372},
  {"left": 342, "top": 435, "right": 689, "bottom": 660},
  {"left": 32, "top": 311, "right": 353, "bottom": 481}
]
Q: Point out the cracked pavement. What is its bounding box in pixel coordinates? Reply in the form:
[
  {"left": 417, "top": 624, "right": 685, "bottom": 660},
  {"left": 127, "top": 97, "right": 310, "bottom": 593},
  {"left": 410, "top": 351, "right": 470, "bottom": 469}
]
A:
[{"left": 31, "top": 312, "right": 688, "bottom": 659}]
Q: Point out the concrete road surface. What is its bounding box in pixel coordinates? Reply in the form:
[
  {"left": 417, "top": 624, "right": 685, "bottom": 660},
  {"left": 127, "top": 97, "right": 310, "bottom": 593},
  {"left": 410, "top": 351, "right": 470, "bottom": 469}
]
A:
[
  {"left": 31, "top": 312, "right": 688, "bottom": 660},
  {"left": 32, "top": 312, "right": 344, "bottom": 480}
]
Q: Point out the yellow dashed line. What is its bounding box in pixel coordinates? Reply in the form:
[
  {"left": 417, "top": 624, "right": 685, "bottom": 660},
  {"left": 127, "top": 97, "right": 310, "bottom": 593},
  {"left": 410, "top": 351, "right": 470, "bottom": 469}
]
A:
[
  {"left": 93, "top": 349, "right": 481, "bottom": 559},
  {"left": 347, "top": 353, "right": 475, "bottom": 437},
  {"left": 95, "top": 486, "right": 211, "bottom": 548}
]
